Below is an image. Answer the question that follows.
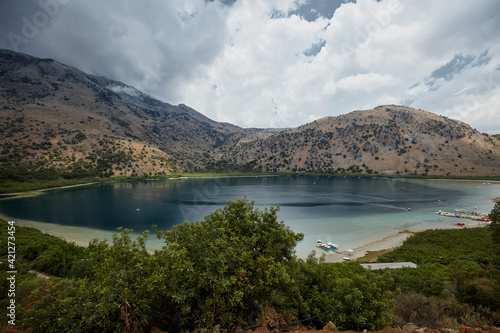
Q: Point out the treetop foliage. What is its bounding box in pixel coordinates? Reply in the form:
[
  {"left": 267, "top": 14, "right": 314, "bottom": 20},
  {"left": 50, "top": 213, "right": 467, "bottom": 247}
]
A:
[
  {"left": 154, "top": 198, "right": 305, "bottom": 327},
  {"left": 489, "top": 201, "right": 500, "bottom": 244}
]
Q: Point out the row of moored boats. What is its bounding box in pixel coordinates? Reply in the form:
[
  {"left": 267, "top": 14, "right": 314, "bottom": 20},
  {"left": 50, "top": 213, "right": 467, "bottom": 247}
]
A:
[
  {"left": 316, "top": 241, "right": 338, "bottom": 251},
  {"left": 316, "top": 241, "right": 352, "bottom": 261},
  {"left": 435, "top": 209, "right": 491, "bottom": 225}
]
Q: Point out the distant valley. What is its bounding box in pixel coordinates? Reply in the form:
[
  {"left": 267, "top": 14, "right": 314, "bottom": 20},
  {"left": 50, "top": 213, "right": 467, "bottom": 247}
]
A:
[{"left": 1, "top": 48, "right": 499, "bottom": 181}]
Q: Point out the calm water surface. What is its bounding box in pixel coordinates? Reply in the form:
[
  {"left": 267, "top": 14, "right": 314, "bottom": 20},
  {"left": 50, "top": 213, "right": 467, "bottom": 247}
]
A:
[{"left": 1, "top": 176, "right": 498, "bottom": 257}]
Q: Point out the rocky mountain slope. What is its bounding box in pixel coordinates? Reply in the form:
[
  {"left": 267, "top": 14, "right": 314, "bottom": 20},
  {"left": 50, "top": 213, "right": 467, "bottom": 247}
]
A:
[
  {"left": 224, "top": 105, "right": 500, "bottom": 177},
  {"left": 0, "top": 49, "right": 274, "bottom": 177},
  {"left": 1, "top": 49, "right": 499, "bottom": 178}
]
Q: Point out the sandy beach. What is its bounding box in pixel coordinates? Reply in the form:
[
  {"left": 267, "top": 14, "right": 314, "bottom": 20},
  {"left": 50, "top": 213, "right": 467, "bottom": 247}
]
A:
[
  {"left": 0, "top": 214, "right": 166, "bottom": 250},
  {"left": 322, "top": 230, "right": 413, "bottom": 263},
  {"left": 3, "top": 217, "right": 109, "bottom": 248},
  {"left": 322, "top": 222, "right": 490, "bottom": 263}
]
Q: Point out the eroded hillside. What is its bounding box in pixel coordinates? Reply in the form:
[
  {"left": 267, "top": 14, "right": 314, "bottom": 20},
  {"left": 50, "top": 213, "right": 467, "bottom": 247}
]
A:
[
  {"left": 224, "top": 105, "right": 500, "bottom": 177},
  {"left": 0, "top": 49, "right": 272, "bottom": 177}
]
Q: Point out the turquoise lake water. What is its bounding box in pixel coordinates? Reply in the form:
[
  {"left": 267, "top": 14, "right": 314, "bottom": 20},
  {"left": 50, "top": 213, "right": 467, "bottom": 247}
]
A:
[{"left": 0, "top": 176, "right": 498, "bottom": 258}]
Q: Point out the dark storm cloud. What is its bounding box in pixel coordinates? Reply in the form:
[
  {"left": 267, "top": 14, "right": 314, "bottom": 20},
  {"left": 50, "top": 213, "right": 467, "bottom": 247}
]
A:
[
  {"left": 431, "top": 54, "right": 476, "bottom": 81},
  {"left": 289, "top": 0, "right": 355, "bottom": 21},
  {"left": 303, "top": 39, "right": 326, "bottom": 56},
  {"left": 0, "top": 0, "right": 69, "bottom": 54},
  {"left": 205, "top": 0, "right": 238, "bottom": 6},
  {"left": 0, "top": 2, "right": 33, "bottom": 37},
  {"left": 269, "top": 0, "right": 353, "bottom": 21},
  {"left": 0, "top": 0, "right": 230, "bottom": 102},
  {"left": 425, "top": 50, "right": 492, "bottom": 88}
]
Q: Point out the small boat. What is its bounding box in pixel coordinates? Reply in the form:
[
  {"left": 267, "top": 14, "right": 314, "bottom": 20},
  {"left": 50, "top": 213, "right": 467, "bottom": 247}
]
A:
[
  {"left": 327, "top": 242, "right": 338, "bottom": 250},
  {"left": 342, "top": 257, "right": 351, "bottom": 261},
  {"left": 437, "top": 208, "right": 489, "bottom": 222}
]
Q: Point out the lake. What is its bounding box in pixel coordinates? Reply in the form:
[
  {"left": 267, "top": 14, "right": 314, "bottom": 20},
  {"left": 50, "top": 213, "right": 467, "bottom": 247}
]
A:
[{"left": 1, "top": 176, "right": 498, "bottom": 258}]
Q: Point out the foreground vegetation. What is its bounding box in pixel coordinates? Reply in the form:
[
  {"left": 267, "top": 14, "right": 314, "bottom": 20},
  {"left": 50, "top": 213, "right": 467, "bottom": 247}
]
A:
[{"left": 1, "top": 200, "right": 500, "bottom": 332}]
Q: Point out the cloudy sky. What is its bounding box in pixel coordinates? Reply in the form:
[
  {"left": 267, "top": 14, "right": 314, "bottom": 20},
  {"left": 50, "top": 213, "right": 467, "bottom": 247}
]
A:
[{"left": 1, "top": 0, "right": 499, "bottom": 132}]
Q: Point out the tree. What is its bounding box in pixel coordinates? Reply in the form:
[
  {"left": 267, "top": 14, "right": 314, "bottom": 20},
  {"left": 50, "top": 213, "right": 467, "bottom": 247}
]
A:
[
  {"left": 490, "top": 201, "right": 500, "bottom": 246},
  {"left": 292, "top": 259, "right": 395, "bottom": 331},
  {"left": 21, "top": 229, "right": 156, "bottom": 332},
  {"left": 153, "top": 198, "right": 304, "bottom": 329}
]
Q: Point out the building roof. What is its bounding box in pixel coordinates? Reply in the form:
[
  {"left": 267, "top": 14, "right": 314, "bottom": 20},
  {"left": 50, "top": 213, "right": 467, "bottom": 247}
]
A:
[{"left": 360, "top": 262, "right": 417, "bottom": 270}]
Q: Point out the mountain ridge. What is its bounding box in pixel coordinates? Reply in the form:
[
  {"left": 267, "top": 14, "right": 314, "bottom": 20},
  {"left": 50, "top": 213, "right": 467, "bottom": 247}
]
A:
[
  {"left": 0, "top": 48, "right": 275, "bottom": 178},
  {"left": 1, "top": 48, "right": 499, "bottom": 179},
  {"left": 225, "top": 105, "right": 500, "bottom": 176}
]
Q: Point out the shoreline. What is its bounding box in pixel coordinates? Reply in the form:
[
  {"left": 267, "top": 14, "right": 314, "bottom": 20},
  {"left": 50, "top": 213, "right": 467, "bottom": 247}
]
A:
[
  {"left": 2, "top": 217, "right": 110, "bottom": 248},
  {"left": 0, "top": 214, "right": 166, "bottom": 250},
  {"left": 0, "top": 175, "right": 277, "bottom": 200},
  {"left": 8, "top": 214, "right": 490, "bottom": 262},
  {"left": 322, "top": 230, "right": 414, "bottom": 263},
  {"left": 321, "top": 222, "right": 489, "bottom": 263},
  {"left": 0, "top": 181, "right": 101, "bottom": 200}
]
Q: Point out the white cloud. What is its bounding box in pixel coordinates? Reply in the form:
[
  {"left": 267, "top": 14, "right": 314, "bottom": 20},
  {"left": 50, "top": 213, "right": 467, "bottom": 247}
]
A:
[
  {"left": 335, "top": 73, "right": 399, "bottom": 93},
  {"left": 107, "top": 85, "right": 139, "bottom": 97},
  {"left": 1, "top": 0, "right": 499, "bottom": 132},
  {"left": 173, "top": 0, "right": 500, "bottom": 132}
]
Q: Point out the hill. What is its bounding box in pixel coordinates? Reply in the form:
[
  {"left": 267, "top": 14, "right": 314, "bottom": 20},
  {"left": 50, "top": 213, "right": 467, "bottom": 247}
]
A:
[
  {"left": 1, "top": 49, "right": 499, "bottom": 181},
  {"left": 225, "top": 105, "right": 500, "bottom": 177},
  {"left": 0, "top": 49, "right": 273, "bottom": 179}
]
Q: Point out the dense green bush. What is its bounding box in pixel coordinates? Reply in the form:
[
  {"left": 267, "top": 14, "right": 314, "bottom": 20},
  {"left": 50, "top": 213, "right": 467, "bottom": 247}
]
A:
[
  {"left": 382, "top": 263, "right": 449, "bottom": 297},
  {"left": 151, "top": 198, "right": 305, "bottom": 329},
  {"left": 2, "top": 200, "right": 500, "bottom": 332},
  {"left": 292, "top": 257, "right": 395, "bottom": 330},
  {"left": 14, "top": 228, "right": 155, "bottom": 332},
  {"left": 0, "top": 220, "right": 87, "bottom": 278},
  {"left": 490, "top": 201, "right": 500, "bottom": 245},
  {"left": 3, "top": 200, "right": 400, "bottom": 332},
  {"left": 378, "top": 227, "right": 496, "bottom": 264},
  {"left": 377, "top": 224, "right": 500, "bottom": 314}
]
